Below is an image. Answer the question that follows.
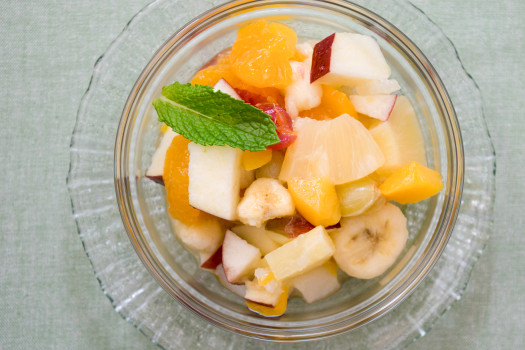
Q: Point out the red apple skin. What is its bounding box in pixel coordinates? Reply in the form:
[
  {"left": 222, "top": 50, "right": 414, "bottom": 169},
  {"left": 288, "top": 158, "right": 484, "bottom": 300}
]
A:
[
  {"left": 310, "top": 33, "right": 335, "bottom": 83},
  {"left": 201, "top": 246, "right": 223, "bottom": 270},
  {"left": 145, "top": 175, "right": 164, "bottom": 185},
  {"left": 244, "top": 296, "right": 275, "bottom": 308}
]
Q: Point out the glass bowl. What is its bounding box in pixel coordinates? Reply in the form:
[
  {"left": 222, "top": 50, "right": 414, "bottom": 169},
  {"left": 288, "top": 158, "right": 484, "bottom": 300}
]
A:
[
  {"left": 69, "top": 0, "right": 495, "bottom": 348},
  {"left": 115, "top": 0, "right": 460, "bottom": 340}
]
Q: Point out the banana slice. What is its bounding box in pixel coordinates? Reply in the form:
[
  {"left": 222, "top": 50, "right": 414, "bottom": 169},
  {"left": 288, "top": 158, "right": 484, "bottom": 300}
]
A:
[
  {"left": 237, "top": 178, "right": 295, "bottom": 227},
  {"left": 331, "top": 202, "right": 408, "bottom": 279}
]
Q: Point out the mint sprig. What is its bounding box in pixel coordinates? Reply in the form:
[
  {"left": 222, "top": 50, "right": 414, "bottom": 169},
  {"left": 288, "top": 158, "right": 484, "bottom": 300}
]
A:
[{"left": 152, "top": 82, "right": 280, "bottom": 151}]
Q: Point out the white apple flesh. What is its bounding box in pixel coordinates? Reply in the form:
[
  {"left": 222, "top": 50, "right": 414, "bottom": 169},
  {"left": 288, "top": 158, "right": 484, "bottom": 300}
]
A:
[
  {"left": 213, "top": 78, "right": 241, "bottom": 99},
  {"left": 188, "top": 143, "right": 242, "bottom": 220},
  {"left": 349, "top": 94, "right": 397, "bottom": 121},
  {"left": 290, "top": 261, "right": 340, "bottom": 303},
  {"left": 169, "top": 217, "right": 224, "bottom": 266},
  {"left": 230, "top": 225, "right": 281, "bottom": 255},
  {"left": 310, "top": 33, "right": 391, "bottom": 86},
  {"left": 222, "top": 230, "right": 261, "bottom": 284},
  {"left": 145, "top": 128, "right": 178, "bottom": 184},
  {"left": 355, "top": 79, "right": 401, "bottom": 95}
]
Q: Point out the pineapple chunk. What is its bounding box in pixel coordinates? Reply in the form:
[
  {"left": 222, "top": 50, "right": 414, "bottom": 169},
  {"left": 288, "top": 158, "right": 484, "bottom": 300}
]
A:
[{"left": 264, "top": 226, "right": 335, "bottom": 280}]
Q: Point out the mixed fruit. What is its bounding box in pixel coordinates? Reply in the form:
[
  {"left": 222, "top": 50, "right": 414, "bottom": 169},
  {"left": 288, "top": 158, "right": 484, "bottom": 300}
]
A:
[{"left": 146, "top": 20, "right": 443, "bottom": 317}]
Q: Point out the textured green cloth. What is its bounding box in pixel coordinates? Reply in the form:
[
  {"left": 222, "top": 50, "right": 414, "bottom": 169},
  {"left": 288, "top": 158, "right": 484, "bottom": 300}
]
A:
[{"left": 0, "top": 0, "right": 523, "bottom": 349}]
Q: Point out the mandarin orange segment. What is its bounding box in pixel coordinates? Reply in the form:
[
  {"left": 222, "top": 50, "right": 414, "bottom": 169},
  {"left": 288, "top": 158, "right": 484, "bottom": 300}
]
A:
[
  {"left": 191, "top": 52, "right": 285, "bottom": 105},
  {"left": 287, "top": 177, "right": 341, "bottom": 227},
  {"left": 299, "top": 85, "right": 358, "bottom": 120},
  {"left": 163, "top": 135, "right": 211, "bottom": 226},
  {"left": 230, "top": 20, "right": 297, "bottom": 89},
  {"left": 378, "top": 161, "right": 443, "bottom": 204}
]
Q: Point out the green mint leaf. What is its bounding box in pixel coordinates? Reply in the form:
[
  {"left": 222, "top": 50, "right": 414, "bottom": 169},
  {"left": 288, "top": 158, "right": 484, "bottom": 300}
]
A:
[{"left": 152, "top": 82, "right": 280, "bottom": 151}]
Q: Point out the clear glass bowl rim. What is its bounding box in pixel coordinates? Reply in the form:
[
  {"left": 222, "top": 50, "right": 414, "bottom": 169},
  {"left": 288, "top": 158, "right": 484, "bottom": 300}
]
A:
[{"left": 114, "top": 0, "right": 464, "bottom": 341}]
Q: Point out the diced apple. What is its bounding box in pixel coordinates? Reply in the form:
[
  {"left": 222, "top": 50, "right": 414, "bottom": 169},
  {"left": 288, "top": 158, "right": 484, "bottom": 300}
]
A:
[
  {"left": 310, "top": 33, "right": 391, "bottom": 86},
  {"left": 213, "top": 78, "right": 241, "bottom": 99},
  {"left": 215, "top": 264, "right": 246, "bottom": 297},
  {"left": 237, "top": 178, "right": 295, "bottom": 228},
  {"left": 368, "top": 96, "right": 427, "bottom": 177},
  {"left": 188, "top": 143, "right": 242, "bottom": 220},
  {"left": 285, "top": 59, "right": 322, "bottom": 119},
  {"left": 145, "top": 128, "right": 178, "bottom": 184},
  {"left": 355, "top": 79, "right": 401, "bottom": 95},
  {"left": 349, "top": 95, "right": 397, "bottom": 121},
  {"left": 222, "top": 230, "right": 261, "bottom": 284},
  {"left": 290, "top": 260, "right": 340, "bottom": 303},
  {"left": 169, "top": 217, "right": 224, "bottom": 266},
  {"left": 230, "top": 225, "right": 281, "bottom": 255},
  {"left": 200, "top": 246, "right": 222, "bottom": 270},
  {"left": 264, "top": 226, "right": 335, "bottom": 281},
  {"left": 239, "top": 168, "right": 255, "bottom": 189}
]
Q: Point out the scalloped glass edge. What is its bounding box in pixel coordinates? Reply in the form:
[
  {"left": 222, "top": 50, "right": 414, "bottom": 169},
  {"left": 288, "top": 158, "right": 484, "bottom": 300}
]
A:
[{"left": 67, "top": 0, "right": 495, "bottom": 349}]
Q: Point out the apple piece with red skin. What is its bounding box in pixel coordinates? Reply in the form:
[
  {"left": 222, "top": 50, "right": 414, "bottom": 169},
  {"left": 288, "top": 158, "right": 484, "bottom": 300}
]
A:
[
  {"left": 145, "top": 128, "right": 178, "bottom": 185},
  {"left": 311, "top": 33, "right": 391, "bottom": 86},
  {"left": 349, "top": 95, "right": 397, "bottom": 121},
  {"left": 213, "top": 78, "right": 241, "bottom": 99},
  {"left": 215, "top": 264, "right": 246, "bottom": 297},
  {"left": 200, "top": 246, "right": 222, "bottom": 270},
  {"left": 222, "top": 230, "right": 262, "bottom": 284}
]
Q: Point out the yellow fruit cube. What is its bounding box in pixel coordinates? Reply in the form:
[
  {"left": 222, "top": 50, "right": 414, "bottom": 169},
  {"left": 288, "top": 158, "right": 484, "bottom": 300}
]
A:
[
  {"left": 379, "top": 162, "right": 443, "bottom": 204},
  {"left": 264, "top": 226, "right": 335, "bottom": 280},
  {"left": 287, "top": 177, "right": 341, "bottom": 226},
  {"left": 241, "top": 149, "right": 273, "bottom": 171}
]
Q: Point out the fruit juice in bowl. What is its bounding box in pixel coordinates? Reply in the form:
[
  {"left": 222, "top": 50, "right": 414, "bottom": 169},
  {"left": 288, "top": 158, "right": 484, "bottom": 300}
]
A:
[{"left": 116, "top": 0, "right": 462, "bottom": 340}]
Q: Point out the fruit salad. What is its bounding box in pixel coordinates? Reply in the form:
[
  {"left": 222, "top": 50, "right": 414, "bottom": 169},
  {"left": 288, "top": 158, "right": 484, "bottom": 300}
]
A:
[{"left": 146, "top": 20, "right": 443, "bottom": 317}]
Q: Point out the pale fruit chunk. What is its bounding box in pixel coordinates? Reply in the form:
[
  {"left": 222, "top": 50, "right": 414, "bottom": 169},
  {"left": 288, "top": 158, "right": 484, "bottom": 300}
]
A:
[
  {"left": 368, "top": 96, "right": 427, "bottom": 177},
  {"left": 169, "top": 217, "right": 224, "bottom": 266},
  {"left": 213, "top": 78, "right": 241, "bottom": 99},
  {"left": 230, "top": 225, "right": 281, "bottom": 255},
  {"left": 215, "top": 264, "right": 246, "bottom": 297},
  {"left": 222, "top": 230, "right": 261, "bottom": 284},
  {"left": 285, "top": 59, "right": 322, "bottom": 119},
  {"left": 336, "top": 177, "right": 382, "bottom": 217},
  {"left": 290, "top": 260, "right": 340, "bottom": 303},
  {"left": 245, "top": 280, "right": 286, "bottom": 308},
  {"left": 332, "top": 203, "right": 408, "bottom": 279},
  {"left": 237, "top": 178, "right": 295, "bottom": 228},
  {"left": 145, "top": 128, "right": 178, "bottom": 184},
  {"left": 310, "top": 33, "right": 391, "bottom": 86},
  {"left": 265, "top": 225, "right": 335, "bottom": 281},
  {"left": 349, "top": 95, "right": 397, "bottom": 121},
  {"left": 355, "top": 79, "right": 401, "bottom": 95},
  {"left": 188, "top": 143, "right": 242, "bottom": 220},
  {"left": 255, "top": 150, "right": 285, "bottom": 181},
  {"left": 239, "top": 168, "right": 255, "bottom": 189},
  {"left": 279, "top": 114, "right": 385, "bottom": 185}
]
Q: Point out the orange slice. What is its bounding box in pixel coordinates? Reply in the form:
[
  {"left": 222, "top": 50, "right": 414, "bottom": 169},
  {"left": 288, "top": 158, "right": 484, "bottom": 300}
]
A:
[
  {"left": 230, "top": 20, "right": 297, "bottom": 88},
  {"left": 379, "top": 161, "right": 443, "bottom": 204}
]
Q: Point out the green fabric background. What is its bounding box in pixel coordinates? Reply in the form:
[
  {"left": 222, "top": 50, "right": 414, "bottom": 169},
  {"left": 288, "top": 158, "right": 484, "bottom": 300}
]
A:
[{"left": 1, "top": 0, "right": 523, "bottom": 348}]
